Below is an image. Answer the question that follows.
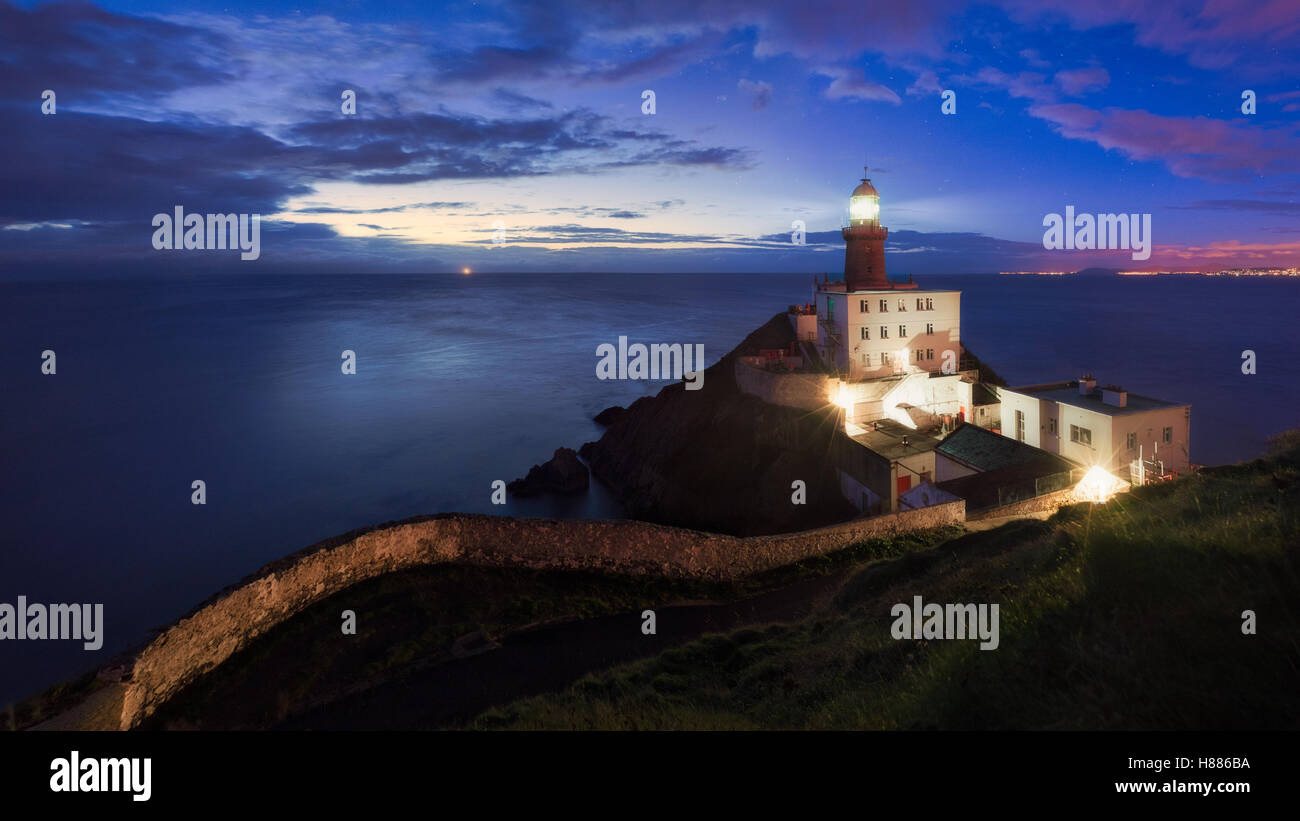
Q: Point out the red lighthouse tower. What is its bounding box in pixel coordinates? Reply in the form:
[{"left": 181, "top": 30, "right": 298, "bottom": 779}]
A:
[{"left": 842, "top": 169, "right": 914, "bottom": 291}]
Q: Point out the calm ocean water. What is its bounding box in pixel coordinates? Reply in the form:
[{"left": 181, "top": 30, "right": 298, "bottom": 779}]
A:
[{"left": 1, "top": 271, "right": 1297, "bottom": 702}]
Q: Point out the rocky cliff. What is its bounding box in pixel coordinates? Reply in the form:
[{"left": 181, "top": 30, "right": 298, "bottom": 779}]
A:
[{"left": 580, "top": 313, "right": 858, "bottom": 536}]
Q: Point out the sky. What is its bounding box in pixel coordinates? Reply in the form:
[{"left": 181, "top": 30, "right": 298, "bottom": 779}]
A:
[{"left": 1, "top": 0, "right": 1298, "bottom": 276}]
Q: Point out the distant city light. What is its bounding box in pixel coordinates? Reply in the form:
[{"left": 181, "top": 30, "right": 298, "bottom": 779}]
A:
[{"left": 461, "top": 267, "right": 471, "bottom": 275}]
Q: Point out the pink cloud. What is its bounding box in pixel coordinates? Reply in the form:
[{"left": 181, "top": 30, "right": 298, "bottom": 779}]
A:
[
  {"left": 999, "top": 0, "right": 1300, "bottom": 69},
  {"left": 1054, "top": 66, "right": 1109, "bottom": 96},
  {"left": 1151, "top": 239, "right": 1300, "bottom": 266},
  {"left": 1027, "top": 103, "right": 1300, "bottom": 180},
  {"left": 968, "top": 67, "right": 1053, "bottom": 102}
]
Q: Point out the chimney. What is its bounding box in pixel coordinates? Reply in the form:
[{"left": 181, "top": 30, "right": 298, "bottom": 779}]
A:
[
  {"left": 1078, "top": 374, "right": 1097, "bottom": 395},
  {"left": 1102, "top": 385, "right": 1128, "bottom": 408}
]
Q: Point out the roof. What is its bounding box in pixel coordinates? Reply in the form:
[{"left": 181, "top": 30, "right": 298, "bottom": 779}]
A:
[
  {"left": 935, "top": 424, "right": 1080, "bottom": 510},
  {"left": 972, "top": 383, "right": 999, "bottom": 406},
  {"left": 936, "top": 422, "right": 1074, "bottom": 473},
  {"left": 936, "top": 458, "right": 1079, "bottom": 511},
  {"left": 815, "top": 284, "right": 959, "bottom": 296},
  {"left": 851, "top": 179, "right": 879, "bottom": 198},
  {"left": 847, "top": 419, "right": 941, "bottom": 461},
  {"left": 1005, "top": 381, "right": 1187, "bottom": 417}
]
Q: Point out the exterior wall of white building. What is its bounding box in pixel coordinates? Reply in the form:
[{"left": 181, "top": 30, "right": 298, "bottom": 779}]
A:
[
  {"left": 1111, "top": 405, "right": 1192, "bottom": 477},
  {"left": 999, "top": 391, "right": 1050, "bottom": 449},
  {"left": 815, "top": 288, "right": 962, "bottom": 379},
  {"left": 835, "top": 371, "right": 978, "bottom": 429},
  {"left": 935, "top": 452, "right": 979, "bottom": 483},
  {"left": 999, "top": 387, "right": 1191, "bottom": 478}
]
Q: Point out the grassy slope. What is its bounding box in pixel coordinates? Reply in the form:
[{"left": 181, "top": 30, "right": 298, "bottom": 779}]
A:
[{"left": 472, "top": 441, "right": 1300, "bottom": 730}]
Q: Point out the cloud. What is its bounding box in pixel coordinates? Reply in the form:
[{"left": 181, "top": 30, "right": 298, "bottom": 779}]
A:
[
  {"left": 1019, "top": 48, "right": 1051, "bottom": 69},
  {"left": 491, "top": 88, "right": 556, "bottom": 110},
  {"left": 293, "top": 202, "right": 475, "bottom": 215},
  {"left": 1054, "top": 67, "right": 1109, "bottom": 96},
  {"left": 737, "top": 78, "right": 773, "bottom": 110},
  {"left": 0, "top": 0, "right": 236, "bottom": 104},
  {"left": 286, "top": 109, "right": 753, "bottom": 183},
  {"left": 906, "top": 70, "right": 944, "bottom": 97},
  {"left": 963, "top": 67, "right": 1053, "bottom": 103},
  {"left": 1166, "top": 200, "right": 1300, "bottom": 216},
  {"left": 1026, "top": 103, "right": 1300, "bottom": 180},
  {"left": 998, "top": 0, "right": 1300, "bottom": 70},
  {"left": 816, "top": 66, "right": 901, "bottom": 104}
]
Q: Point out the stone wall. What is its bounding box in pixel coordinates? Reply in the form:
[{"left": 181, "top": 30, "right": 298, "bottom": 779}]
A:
[
  {"left": 734, "top": 359, "right": 831, "bottom": 411},
  {"left": 118, "top": 501, "right": 964, "bottom": 729},
  {"left": 965, "top": 486, "right": 1083, "bottom": 521}
]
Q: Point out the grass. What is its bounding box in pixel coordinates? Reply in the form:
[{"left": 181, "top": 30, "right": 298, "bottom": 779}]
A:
[{"left": 470, "top": 437, "right": 1300, "bottom": 730}]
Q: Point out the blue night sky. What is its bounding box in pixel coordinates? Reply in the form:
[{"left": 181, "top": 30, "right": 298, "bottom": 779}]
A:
[{"left": 2, "top": 0, "right": 1298, "bottom": 275}]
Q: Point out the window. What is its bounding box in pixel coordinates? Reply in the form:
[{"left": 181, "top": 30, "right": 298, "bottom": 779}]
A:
[
  {"left": 1048, "top": 417, "right": 1057, "bottom": 435},
  {"left": 879, "top": 299, "right": 888, "bottom": 312},
  {"left": 860, "top": 326, "right": 870, "bottom": 340},
  {"left": 915, "top": 349, "right": 924, "bottom": 362},
  {"left": 1070, "top": 424, "right": 1092, "bottom": 446},
  {"left": 926, "top": 322, "right": 933, "bottom": 335},
  {"left": 926, "top": 298, "right": 934, "bottom": 310},
  {"left": 898, "top": 298, "right": 907, "bottom": 311},
  {"left": 882, "top": 351, "right": 892, "bottom": 365},
  {"left": 859, "top": 299, "right": 869, "bottom": 312},
  {"left": 862, "top": 353, "right": 871, "bottom": 366},
  {"left": 926, "top": 348, "right": 934, "bottom": 359},
  {"left": 916, "top": 298, "right": 924, "bottom": 310},
  {"left": 1015, "top": 410, "right": 1025, "bottom": 442},
  {"left": 1126, "top": 432, "right": 1137, "bottom": 450},
  {"left": 899, "top": 325, "right": 907, "bottom": 338},
  {"left": 880, "top": 326, "right": 888, "bottom": 339},
  {"left": 1163, "top": 426, "right": 1173, "bottom": 444}
]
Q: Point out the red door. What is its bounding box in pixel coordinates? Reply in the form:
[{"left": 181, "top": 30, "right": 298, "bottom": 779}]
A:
[{"left": 897, "top": 475, "right": 911, "bottom": 495}]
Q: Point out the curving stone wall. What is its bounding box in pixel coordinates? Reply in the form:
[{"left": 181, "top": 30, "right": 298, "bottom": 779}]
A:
[{"left": 119, "top": 503, "right": 963, "bottom": 729}]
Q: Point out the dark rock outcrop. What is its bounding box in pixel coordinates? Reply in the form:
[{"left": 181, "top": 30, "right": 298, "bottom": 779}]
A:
[
  {"left": 580, "top": 312, "right": 858, "bottom": 536},
  {"left": 593, "top": 405, "right": 626, "bottom": 426},
  {"left": 508, "top": 447, "right": 590, "bottom": 496}
]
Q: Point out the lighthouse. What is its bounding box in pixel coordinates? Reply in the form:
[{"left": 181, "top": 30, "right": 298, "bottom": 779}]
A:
[
  {"left": 843, "top": 172, "right": 890, "bottom": 291},
  {"left": 811, "top": 170, "right": 961, "bottom": 379}
]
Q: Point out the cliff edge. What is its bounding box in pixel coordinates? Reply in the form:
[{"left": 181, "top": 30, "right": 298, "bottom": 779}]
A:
[{"left": 580, "top": 313, "right": 857, "bottom": 536}]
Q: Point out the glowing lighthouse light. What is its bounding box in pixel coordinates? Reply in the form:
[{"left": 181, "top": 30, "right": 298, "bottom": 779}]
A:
[
  {"left": 849, "top": 192, "right": 879, "bottom": 222},
  {"left": 461, "top": 267, "right": 472, "bottom": 275}
]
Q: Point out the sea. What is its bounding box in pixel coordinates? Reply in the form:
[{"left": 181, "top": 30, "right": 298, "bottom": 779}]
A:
[{"left": 1, "top": 271, "right": 1297, "bottom": 704}]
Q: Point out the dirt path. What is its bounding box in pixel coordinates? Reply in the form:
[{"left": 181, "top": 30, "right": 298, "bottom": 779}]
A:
[
  {"left": 963, "top": 511, "right": 1052, "bottom": 531},
  {"left": 280, "top": 566, "right": 855, "bottom": 730}
]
